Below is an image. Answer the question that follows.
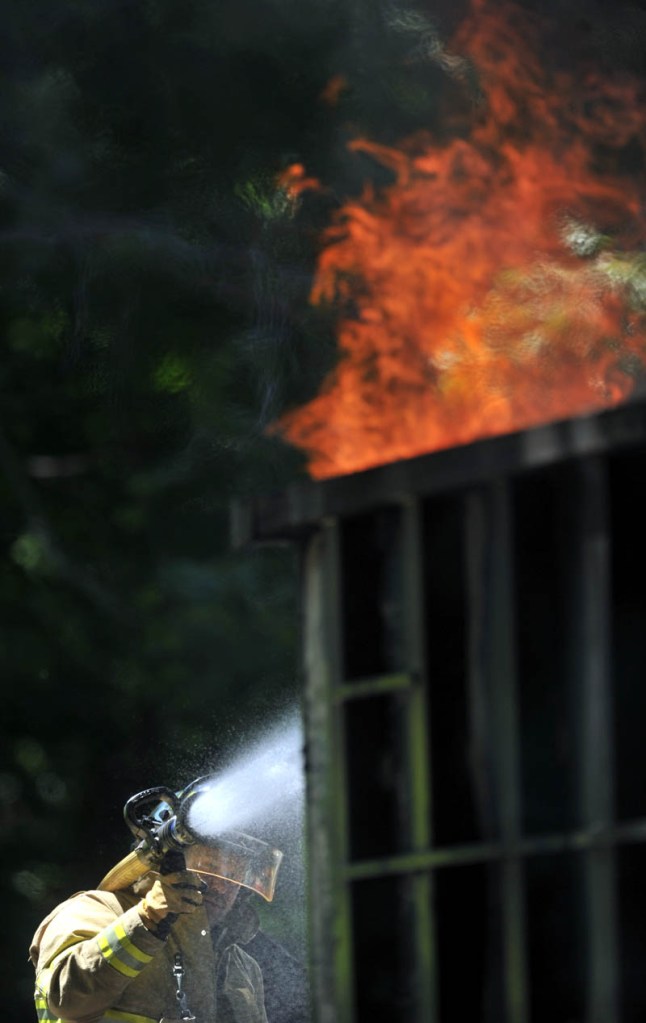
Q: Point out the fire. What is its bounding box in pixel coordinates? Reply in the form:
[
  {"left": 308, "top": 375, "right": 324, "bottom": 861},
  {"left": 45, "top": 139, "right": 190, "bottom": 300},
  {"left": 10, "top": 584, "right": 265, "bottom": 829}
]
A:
[
  {"left": 277, "top": 162, "right": 321, "bottom": 200},
  {"left": 274, "top": 0, "right": 646, "bottom": 479}
]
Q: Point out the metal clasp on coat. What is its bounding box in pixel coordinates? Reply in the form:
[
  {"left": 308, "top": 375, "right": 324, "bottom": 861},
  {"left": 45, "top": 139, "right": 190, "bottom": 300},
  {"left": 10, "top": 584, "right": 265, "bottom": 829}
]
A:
[{"left": 159, "top": 952, "right": 196, "bottom": 1022}]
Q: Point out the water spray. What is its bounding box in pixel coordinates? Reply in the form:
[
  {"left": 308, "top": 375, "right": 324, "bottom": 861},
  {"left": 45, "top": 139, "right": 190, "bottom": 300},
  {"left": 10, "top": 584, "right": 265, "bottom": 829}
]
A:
[
  {"left": 186, "top": 717, "right": 304, "bottom": 839},
  {"left": 97, "top": 716, "right": 303, "bottom": 898}
]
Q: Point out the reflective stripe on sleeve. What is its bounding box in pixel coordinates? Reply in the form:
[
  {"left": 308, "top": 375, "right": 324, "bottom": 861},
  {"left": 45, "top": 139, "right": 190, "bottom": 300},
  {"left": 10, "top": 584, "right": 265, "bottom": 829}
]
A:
[
  {"left": 34, "top": 989, "right": 58, "bottom": 1023},
  {"left": 35, "top": 968, "right": 54, "bottom": 1000},
  {"left": 97, "top": 920, "right": 154, "bottom": 978},
  {"left": 34, "top": 926, "right": 156, "bottom": 1023}
]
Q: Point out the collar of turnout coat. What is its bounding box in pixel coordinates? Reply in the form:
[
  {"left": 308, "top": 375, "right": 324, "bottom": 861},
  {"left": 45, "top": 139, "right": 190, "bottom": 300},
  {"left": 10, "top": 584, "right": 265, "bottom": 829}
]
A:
[{"left": 211, "top": 895, "right": 261, "bottom": 950}]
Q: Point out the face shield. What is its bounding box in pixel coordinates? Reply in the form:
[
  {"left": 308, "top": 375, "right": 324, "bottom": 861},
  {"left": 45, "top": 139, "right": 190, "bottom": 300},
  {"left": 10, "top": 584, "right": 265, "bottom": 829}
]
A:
[{"left": 184, "top": 832, "right": 283, "bottom": 902}]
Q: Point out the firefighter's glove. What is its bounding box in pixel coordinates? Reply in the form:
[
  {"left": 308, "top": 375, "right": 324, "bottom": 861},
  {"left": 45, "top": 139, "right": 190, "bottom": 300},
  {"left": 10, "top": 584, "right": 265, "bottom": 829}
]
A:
[{"left": 138, "top": 870, "right": 207, "bottom": 932}]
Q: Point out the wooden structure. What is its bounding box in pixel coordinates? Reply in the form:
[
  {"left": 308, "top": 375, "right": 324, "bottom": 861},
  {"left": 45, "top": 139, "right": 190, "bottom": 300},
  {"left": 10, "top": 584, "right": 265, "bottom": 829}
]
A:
[{"left": 233, "top": 398, "right": 646, "bottom": 1023}]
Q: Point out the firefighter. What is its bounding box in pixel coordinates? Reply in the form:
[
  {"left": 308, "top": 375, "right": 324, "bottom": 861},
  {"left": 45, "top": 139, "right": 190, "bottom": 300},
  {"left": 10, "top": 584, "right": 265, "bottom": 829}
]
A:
[{"left": 29, "top": 827, "right": 286, "bottom": 1023}]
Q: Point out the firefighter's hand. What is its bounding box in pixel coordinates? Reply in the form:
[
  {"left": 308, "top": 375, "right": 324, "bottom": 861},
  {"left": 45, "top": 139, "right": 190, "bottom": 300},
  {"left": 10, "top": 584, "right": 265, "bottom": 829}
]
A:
[{"left": 138, "top": 870, "right": 207, "bottom": 929}]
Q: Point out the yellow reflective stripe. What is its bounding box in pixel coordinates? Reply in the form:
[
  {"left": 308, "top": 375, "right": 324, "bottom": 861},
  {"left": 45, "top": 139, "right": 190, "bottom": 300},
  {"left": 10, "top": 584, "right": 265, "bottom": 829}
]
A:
[
  {"left": 113, "top": 924, "right": 154, "bottom": 965},
  {"left": 97, "top": 921, "right": 153, "bottom": 978},
  {"left": 48, "top": 935, "right": 85, "bottom": 967},
  {"left": 97, "top": 933, "right": 139, "bottom": 978},
  {"left": 36, "top": 967, "right": 53, "bottom": 995},
  {"left": 34, "top": 992, "right": 57, "bottom": 1022},
  {"left": 34, "top": 988, "right": 156, "bottom": 1023},
  {"left": 37, "top": 938, "right": 84, "bottom": 997},
  {"left": 108, "top": 920, "right": 154, "bottom": 965}
]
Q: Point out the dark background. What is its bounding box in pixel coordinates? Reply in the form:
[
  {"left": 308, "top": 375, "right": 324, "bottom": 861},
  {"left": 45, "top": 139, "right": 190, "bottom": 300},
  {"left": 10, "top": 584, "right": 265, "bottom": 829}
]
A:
[{"left": 2, "top": 0, "right": 645, "bottom": 1017}]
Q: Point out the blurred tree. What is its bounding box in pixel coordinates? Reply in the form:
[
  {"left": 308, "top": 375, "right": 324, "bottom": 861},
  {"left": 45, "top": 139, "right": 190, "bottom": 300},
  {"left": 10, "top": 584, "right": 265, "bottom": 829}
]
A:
[{"left": 0, "top": 0, "right": 353, "bottom": 1009}]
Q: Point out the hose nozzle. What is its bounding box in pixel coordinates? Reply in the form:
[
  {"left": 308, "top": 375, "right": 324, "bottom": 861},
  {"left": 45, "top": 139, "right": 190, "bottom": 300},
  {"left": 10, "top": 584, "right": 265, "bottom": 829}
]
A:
[
  {"left": 97, "top": 785, "right": 200, "bottom": 890},
  {"left": 97, "top": 776, "right": 283, "bottom": 901}
]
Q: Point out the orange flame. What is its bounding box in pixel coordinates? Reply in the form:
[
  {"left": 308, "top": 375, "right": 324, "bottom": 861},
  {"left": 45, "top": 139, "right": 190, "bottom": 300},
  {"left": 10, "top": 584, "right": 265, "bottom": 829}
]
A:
[
  {"left": 320, "top": 74, "right": 349, "bottom": 107},
  {"left": 274, "top": 0, "right": 646, "bottom": 479},
  {"left": 277, "top": 162, "right": 321, "bottom": 200}
]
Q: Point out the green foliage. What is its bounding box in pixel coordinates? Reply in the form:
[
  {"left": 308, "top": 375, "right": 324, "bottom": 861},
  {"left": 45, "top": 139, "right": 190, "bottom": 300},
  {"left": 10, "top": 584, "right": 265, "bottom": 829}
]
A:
[{"left": 0, "top": 0, "right": 352, "bottom": 1007}]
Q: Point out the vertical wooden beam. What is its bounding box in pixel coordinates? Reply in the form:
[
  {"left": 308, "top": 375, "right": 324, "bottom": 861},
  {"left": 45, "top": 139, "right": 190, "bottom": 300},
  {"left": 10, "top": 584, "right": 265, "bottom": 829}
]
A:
[
  {"left": 401, "top": 496, "right": 438, "bottom": 1023},
  {"left": 467, "top": 482, "right": 529, "bottom": 1023},
  {"left": 573, "top": 457, "right": 619, "bottom": 1023},
  {"left": 302, "top": 521, "right": 354, "bottom": 1023}
]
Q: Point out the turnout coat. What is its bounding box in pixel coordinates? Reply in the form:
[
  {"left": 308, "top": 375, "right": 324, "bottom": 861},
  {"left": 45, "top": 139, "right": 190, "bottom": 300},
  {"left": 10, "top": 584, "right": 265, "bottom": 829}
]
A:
[{"left": 29, "top": 885, "right": 268, "bottom": 1023}]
